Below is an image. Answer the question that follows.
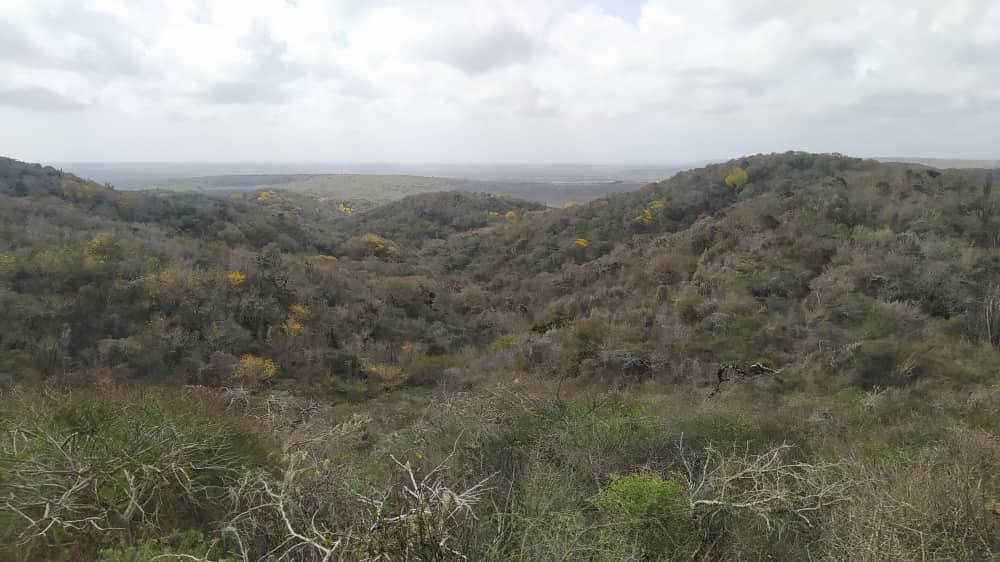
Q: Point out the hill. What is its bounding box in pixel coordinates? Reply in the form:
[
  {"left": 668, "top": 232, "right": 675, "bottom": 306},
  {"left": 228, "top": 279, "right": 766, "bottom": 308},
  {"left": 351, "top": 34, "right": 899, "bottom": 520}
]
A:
[
  {"left": 879, "top": 156, "right": 1000, "bottom": 169},
  {"left": 1, "top": 152, "right": 997, "bottom": 561},
  {"left": 117, "top": 171, "right": 637, "bottom": 206}
]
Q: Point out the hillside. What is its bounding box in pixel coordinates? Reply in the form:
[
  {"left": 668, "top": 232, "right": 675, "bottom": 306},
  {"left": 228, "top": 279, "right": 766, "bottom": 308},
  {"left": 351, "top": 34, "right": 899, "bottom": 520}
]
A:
[
  {"left": 1, "top": 152, "right": 998, "bottom": 561},
  {"left": 117, "top": 171, "right": 637, "bottom": 206}
]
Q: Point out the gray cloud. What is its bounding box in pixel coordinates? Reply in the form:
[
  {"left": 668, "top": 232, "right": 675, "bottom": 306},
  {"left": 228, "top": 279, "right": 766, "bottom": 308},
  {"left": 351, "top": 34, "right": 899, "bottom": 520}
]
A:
[
  {"left": 196, "top": 22, "right": 302, "bottom": 105},
  {"left": 849, "top": 92, "right": 1000, "bottom": 118},
  {"left": 0, "top": 21, "right": 55, "bottom": 67},
  {"left": 0, "top": 6, "right": 147, "bottom": 78},
  {"left": 1, "top": 0, "right": 1000, "bottom": 162},
  {"left": 423, "top": 21, "right": 543, "bottom": 74}
]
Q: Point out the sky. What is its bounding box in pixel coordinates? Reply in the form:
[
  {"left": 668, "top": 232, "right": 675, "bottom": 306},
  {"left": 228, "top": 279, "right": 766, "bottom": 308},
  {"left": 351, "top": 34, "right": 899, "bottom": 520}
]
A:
[{"left": 1, "top": 0, "right": 999, "bottom": 164}]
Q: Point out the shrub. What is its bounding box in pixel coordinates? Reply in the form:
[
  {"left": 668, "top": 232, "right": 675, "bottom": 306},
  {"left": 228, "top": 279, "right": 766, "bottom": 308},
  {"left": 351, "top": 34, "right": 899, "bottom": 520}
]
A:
[
  {"left": 97, "top": 530, "right": 232, "bottom": 562},
  {"left": 593, "top": 470, "right": 693, "bottom": 557},
  {"left": 487, "top": 334, "right": 518, "bottom": 352},
  {"left": 405, "top": 354, "right": 456, "bottom": 386},
  {"left": 675, "top": 294, "right": 705, "bottom": 324},
  {"left": 530, "top": 311, "right": 571, "bottom": 334},
  {"left": 0, "top": 389, "right": 268, "bottom": 558}
]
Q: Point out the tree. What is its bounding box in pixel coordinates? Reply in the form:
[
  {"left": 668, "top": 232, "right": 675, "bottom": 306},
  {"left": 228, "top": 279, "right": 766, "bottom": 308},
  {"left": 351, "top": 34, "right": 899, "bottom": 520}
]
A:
[{"left": 725, "top": 167, "right": 749, "bottom": 189}]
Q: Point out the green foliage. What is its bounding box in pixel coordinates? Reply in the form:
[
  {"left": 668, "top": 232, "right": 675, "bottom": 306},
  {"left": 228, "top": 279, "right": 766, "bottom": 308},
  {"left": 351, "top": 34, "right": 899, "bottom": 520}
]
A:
[
  {"left": 678, "top": 411, "right": 761, "bottom": 448},
  {"left": 674, "top": 294, "right": 704, "bottom": 324},
  {"left": 530, "top": 311, "right": 572, "bottom": 334},
  {"left": 487, "top": 334, "right": 518, "bottom": 352},
  {"left": 97, "top": 530, "right": 232, "bottom": 562},
  {"left": 4, "top": 152, "right": 1000, "bottom": 560},
  {"left": 404, "top": 354, "right": 456, "bottom": 386},
  {"left": 0, "top": 389, "right": 268, "bottom": 558},
  {"left": 593, "top": 470, "right": 693, "bottom": 557}
]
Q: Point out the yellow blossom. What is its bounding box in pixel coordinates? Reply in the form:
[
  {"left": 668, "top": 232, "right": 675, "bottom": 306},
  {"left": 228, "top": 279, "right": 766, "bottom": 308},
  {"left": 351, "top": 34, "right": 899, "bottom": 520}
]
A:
[
  {"left": 83, "top": 232, "right": 118, "bottom": 267},
  {"left": 574, "top": 238, "right": 589, "bottom": 247},
  {"left": 0, "top": 253, "right": 15, "bottom": 274},
  {"left": 289, "top": 304, "right": 311, "bottom": 318},
  {"left": 504, "top": 211, "right": 517, "bottom": 221},
  {"left": 281, "top": 319, "right": 305, "bottom": 336},
  {"left": 225, "top": 271, "right": 246, "bottom": 287},
  {"left": 359, "top": 233, "right": 398, "bottom": 257},
  {"left": 256, "top": 190, "right": 276, "bottom": 202},
  {"left": 725, "top": 167, "right": 749, "bottom": 189},
  {"left": 632, "top": 200, "right": 666, "bottom": 225},
  {"left": 231, "top": 354, "right": 278, "bottom": 381},
  {"left": 361, "top": 360, "right": 407, "bottom": 390}
]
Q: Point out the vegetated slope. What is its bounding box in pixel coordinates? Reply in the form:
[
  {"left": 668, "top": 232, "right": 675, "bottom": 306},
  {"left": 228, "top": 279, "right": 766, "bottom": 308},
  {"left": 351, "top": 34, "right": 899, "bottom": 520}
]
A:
[
  {"left": 2, "top": 152, "right": 999, "bottom": 561},
  {"left": 881, "top": 156, "right": 1000, "bottom": 168},
  {"left": 130, "top": 171, "right": 635, "bottom": 206},
  {"left": 3, "top": 151, "right": 1000, "bottom": 393},
  {"left": 332, "top": 191, "right": 547, "bottom": 248},
  {"left": 446, "top": 153, "right": 1000, "bottom": 385}
]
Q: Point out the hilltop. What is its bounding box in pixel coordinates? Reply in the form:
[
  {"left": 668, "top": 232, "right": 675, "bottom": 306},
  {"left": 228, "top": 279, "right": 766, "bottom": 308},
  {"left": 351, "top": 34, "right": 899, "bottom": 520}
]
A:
[{"left": 1, "top": 152, "right": 998, "bottom": 560}]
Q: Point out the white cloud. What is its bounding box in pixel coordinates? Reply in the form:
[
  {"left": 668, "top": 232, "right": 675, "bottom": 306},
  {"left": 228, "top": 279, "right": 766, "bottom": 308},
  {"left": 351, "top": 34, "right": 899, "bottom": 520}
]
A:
[{"left": 0, "top": 0, "right": 998, "bottom": 162}]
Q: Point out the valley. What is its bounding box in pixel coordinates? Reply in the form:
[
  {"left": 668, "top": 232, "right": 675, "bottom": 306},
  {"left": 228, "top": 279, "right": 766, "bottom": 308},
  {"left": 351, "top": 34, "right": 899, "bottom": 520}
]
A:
[{"left": 1, "top": 152, "right": 998, "bottom": 560}]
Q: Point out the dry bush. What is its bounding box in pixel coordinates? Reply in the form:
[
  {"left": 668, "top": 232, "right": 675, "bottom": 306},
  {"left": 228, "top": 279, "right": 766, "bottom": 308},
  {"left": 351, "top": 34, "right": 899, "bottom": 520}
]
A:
[{"left": 818, "top": 428, "right": 1000, "bottom": 561}]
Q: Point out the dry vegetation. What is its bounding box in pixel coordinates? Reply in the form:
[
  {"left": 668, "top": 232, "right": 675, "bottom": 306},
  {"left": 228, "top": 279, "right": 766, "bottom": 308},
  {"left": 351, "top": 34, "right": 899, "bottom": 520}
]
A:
[{"left": 1, "top": 153, "right": 999, "bottom": 559}]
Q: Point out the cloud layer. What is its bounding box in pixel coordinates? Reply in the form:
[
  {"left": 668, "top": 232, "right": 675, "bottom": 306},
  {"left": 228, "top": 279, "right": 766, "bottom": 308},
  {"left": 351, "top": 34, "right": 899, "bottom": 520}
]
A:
[{"left": 1, "top": 0, "right": 998, "bottom": 162}]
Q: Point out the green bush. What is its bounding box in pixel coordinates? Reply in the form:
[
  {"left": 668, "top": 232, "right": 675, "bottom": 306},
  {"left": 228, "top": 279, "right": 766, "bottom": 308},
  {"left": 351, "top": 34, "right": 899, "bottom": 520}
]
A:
[
  {"left": 678, "top": 411, "right": 761, "bottom": 448},
  {"left": 405, "top": 354, "right": 456, "bottom": 386},
  {"left": 487, "top": 333, "right": 517, "bottom": 352},
  {"left": 97, "top": 530, "right": 232, "bottom": 562},
  {"left": 593, "top": 470, "right": 693, "bottom": 557},
  {"left": 674, "top": 294, "right": 705, "bottom": 325},
  {"left": 0, "top": 389, "right": 270, "bottom": 558}
]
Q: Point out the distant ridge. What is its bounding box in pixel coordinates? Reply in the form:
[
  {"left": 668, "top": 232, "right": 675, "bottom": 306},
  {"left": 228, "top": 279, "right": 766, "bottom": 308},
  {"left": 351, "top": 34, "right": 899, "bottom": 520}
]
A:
[{"left": 877, "top": 156, "right": 1000, "bottom": 169}]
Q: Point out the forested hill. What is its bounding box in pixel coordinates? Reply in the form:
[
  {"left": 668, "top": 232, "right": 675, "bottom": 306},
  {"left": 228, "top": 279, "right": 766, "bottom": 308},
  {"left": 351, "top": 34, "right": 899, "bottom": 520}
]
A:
[
  {"left": 2, "top": 152, "right": 999, "bottom": 560},
  {"left": 3, "top": 151, "right": 1000, "bottom": 391}
]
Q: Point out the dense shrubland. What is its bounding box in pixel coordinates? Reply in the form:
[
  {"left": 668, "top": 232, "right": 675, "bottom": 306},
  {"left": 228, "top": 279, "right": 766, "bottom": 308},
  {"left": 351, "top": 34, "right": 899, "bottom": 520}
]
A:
[{"left": 1, "top": 153, "right": 999, "bottom": 559}]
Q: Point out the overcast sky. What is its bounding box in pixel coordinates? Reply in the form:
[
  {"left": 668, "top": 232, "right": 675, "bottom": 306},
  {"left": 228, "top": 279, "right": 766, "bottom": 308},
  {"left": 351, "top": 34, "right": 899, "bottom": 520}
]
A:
[{"left": 1, "top": 0, "right": 999, "bottom": 164}]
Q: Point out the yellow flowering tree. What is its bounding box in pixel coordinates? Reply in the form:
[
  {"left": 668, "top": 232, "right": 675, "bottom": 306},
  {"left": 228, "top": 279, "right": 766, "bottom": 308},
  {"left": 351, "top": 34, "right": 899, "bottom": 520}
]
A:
[
  {"left": 281, "top": 319, "right": 305, "bottom": 336},
  {"left": 83, "top": 232, "right": 121, "bottom": 267},
  {"left": 725, "top": 167, "right": 749, "bottom": 189},
  {"left": 224, "top": 271, "right": 246, "bottom": 289},
  {"left": 358, "top": 233, "right": 399, "bottom": 258},
  {"left": 230, "top": 354, "right": 278, "bottom": 386},
  {"left": 0, "top": 253, "right": 15, "bottom": 276},
  {"left": 633, "top": 200, "right": 666, "bottom": 226},
  {"left": 504, "top": 211, "right": 518, "bottom": 221},
  {"left": 281, "top": 304, "right": 311, "bottom": 336},
  {"left": 362, "top": 360, "right": 407, "bottom": 390},
  {"left": 145, "top": 266, "right": 202, "bottom": 311}
]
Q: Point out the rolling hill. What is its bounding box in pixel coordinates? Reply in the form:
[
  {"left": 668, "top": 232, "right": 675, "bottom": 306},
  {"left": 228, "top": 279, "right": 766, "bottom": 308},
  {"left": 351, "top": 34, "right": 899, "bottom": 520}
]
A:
[{"left": 1, "top": 152, "right": 998, "bottom": 561}]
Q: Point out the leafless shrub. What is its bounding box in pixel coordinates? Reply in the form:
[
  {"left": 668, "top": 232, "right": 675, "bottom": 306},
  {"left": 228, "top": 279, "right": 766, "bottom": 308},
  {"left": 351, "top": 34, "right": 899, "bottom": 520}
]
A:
[
  {"left": 680, "top": 442, "right": 856, "bottom": 535},
  {"left": 226, "top": 434, "right": 493, "bottom": 562}
]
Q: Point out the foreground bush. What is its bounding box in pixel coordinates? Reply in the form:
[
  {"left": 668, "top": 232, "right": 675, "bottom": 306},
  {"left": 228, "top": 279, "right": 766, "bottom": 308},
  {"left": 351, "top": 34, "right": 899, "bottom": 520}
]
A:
[{"left": 0, "top": 388, "right": 268, "bottom": 560}]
